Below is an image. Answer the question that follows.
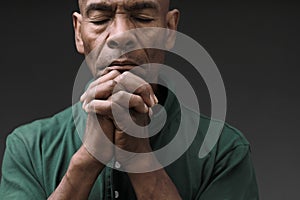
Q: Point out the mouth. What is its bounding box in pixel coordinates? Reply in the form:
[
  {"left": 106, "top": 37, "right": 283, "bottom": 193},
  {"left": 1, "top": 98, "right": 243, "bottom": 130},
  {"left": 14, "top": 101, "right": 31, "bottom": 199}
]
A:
[
  {"left": 107, "top": 60, "right": 139, "bottom": 73},
  {"left": 96, "top": 59, "right": 145, "bottom": 78}
]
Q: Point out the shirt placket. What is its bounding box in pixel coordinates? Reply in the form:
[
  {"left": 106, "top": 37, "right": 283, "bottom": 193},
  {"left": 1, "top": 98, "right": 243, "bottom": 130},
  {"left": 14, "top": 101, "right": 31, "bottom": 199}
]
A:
[{"left": 104, "top": 167, "right": 114, "bottom": 200}]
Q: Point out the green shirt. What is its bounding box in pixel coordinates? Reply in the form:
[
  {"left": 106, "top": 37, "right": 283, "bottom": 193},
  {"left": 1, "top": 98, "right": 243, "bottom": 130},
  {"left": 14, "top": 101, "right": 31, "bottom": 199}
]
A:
[{"left": 0, "top": 90, "right": 259, "bottom": 199}]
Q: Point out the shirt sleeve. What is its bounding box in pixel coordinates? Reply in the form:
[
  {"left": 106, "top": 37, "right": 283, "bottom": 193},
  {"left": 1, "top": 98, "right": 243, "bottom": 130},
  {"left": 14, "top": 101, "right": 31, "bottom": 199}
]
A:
[
  {"left": 195, "top": 145, "right": 259, "bottom": 200},
  {"left": 0, "top": 132, "right": 47, "bottom": 199}
]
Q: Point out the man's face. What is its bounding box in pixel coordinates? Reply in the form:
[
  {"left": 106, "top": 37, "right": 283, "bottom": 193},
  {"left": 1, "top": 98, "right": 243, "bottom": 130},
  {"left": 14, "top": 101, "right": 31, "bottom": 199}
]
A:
[{"left": 73, "top": 0, "right": 179, "bottom": 77}]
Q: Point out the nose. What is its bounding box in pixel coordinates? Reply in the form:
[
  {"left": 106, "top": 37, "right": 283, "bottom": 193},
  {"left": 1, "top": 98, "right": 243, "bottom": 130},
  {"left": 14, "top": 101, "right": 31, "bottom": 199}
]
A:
[
  {"left": 106, "top": 17, "right": 137, "bottom": 51},
  {"left": 107, "top": 34, "right": 136, "bottom": 50}
]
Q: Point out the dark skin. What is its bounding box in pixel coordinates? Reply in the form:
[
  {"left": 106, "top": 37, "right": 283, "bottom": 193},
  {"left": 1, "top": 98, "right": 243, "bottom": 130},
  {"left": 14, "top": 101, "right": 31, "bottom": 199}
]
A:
[{"left": 48, "top": 0, "right": 181, "bottom": 199}]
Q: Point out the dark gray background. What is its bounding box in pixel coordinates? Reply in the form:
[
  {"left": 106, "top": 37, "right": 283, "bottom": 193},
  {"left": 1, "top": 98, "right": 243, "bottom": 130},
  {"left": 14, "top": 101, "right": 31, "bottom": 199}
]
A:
[{"left": 1, "top": 1, "right": 299, "bottom": 199}]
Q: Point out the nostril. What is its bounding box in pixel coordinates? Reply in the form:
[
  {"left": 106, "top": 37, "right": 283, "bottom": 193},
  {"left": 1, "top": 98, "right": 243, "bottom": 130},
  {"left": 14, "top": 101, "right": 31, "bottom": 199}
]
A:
[
  {"left": 107, "top": 34, "right": 136, "bottom": 50},
  {"left": 107, "top": 40, "right": 119, "bottom": 49},
  {"left": 125, "top": 40, "right": 135, "bottom": 49}
]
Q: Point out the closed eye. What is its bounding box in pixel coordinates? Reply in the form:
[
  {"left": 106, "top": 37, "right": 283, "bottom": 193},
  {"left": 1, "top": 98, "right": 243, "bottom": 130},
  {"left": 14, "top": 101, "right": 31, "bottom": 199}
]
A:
[
  {"left": 133, "top": 16, "right": 154, "bottom": 23},
  {"left": 91, "top": 18, "right": 111, "bottom": 25}
]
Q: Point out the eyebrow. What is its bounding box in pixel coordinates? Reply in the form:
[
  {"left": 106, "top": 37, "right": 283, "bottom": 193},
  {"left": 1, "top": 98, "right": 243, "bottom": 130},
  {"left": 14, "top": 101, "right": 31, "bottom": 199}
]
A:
[{"left": 85, "top": 2, "right": 113, "bottom": 16}]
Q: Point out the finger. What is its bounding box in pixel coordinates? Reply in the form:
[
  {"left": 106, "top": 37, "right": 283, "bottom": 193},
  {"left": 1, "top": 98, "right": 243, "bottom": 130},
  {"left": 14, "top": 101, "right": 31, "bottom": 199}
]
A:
[
  {"left": 83, "top": 80, "right": 117, "bottom": 106},
  {"left": 80, "top": 70, "right": 121, "bottom": 102},
  {"left": 112, "top": 108, "right": 150, "bottom": 134},
  {"left": 114, "top": 71, "right": 158, "bottom": 107},
  {"left": 90, "top": 70, "right": 121, "bottom": 88},
  {"left": 112, "top": 91, "right": 149, "bottom": 114},
  {"left": 103, "top": 66, "right": 147, "bottom": 78},
  {"left": 84, "top": 99, "right": 113, "bottom": 116}
]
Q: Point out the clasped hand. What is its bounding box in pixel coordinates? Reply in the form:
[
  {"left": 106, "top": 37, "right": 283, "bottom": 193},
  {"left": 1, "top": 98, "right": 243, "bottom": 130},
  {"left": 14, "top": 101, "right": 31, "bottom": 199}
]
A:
[{"left": 80, "top": 68, "right": 159, "bottom": 169}]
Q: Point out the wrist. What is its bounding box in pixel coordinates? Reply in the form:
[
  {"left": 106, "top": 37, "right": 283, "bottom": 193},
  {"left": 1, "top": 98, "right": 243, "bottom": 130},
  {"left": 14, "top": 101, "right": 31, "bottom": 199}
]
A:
[
  {"left": 119, "top": 151, "right": 162, "bottom": 173},
  {"left": 128, "top": 169, "right": 182, "bottom": 200},
  {"left": 69, "top": 146, "right": 105, "bottom": 178},
  {"left": 48, "top": 146, "right": 105, "bottom": 199}
]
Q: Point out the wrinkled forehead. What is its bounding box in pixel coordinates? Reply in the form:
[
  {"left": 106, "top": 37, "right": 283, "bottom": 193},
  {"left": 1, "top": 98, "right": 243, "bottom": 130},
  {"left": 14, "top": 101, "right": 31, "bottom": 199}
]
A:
[{"left": 78, "top": 0, "right": 170, "bottom": 12}]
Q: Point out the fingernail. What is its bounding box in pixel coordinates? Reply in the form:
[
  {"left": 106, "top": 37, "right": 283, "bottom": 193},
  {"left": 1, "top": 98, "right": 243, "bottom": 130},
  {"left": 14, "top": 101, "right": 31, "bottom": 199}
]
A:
[
  {"left": 154, "top": 95, "right": 159, "bottom": 104},
  {"left": 144, "top": 104, "right": 149, "bottom": 113},
  {"left": 150, "top": 95, "right": 155, "bottom": 106},
  {"left": 84, "top": 103, "right": 89, "bottom": 112},
  {"left": 80, "top": 92, "right": 86, "bottom": 102},
  {"left": 149, "top": 107, "right": 153, "bottom": 117}
]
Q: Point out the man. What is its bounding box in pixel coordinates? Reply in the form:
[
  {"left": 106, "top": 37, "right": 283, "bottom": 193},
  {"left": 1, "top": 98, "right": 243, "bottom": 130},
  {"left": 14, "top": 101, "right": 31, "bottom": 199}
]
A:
[{"left": 0, "top": 0, "right": 259, "bottom": 199}]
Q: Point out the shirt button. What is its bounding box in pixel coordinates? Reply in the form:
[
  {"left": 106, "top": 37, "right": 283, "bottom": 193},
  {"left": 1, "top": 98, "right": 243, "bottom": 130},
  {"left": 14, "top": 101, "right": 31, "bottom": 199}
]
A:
[
  {"left": 115, "top": 161, "right": 121, "bottom": 169},
  {"left": 114, "top": 190, "right": 119, "bottom": 198}
]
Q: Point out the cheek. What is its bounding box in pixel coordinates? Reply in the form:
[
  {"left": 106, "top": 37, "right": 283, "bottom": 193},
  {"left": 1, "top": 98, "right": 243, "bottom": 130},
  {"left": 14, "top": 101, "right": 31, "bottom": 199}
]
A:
[
  {"left": 81, "top": 25, "right": 109, "bottom": 55},
  {"left": 81, "top": 26, "right": 111, "bottom": 76}
]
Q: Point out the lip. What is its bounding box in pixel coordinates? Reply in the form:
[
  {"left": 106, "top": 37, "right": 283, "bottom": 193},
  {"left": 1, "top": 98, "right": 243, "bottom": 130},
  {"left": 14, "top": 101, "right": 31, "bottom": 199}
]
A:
[
  {"left": 109, "top": 60, "right": 139, "bottom": 67},
  {"left": 96, "top": 59, "right": 142, "bottom": 77},
  {"left": 107, "top": 65, "right": 136, "bottom": 72},
  {"left": 107, "top": 60, "right": 139, "bottom": 72}
]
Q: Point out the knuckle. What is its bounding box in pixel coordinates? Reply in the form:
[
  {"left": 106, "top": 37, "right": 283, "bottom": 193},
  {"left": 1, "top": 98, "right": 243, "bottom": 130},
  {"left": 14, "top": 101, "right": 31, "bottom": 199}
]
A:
[
  {"left": 134, "top": 95, "right": 143, "bottom": 105},
  {"left": 139, "top": 84, "right": 151, "bottom": 94},
  {"left": 118, "top": 90, "right": 127, "bottom": 99},
  {"left": 87, "top": 101, "right": 95, "bottom": 112},
  {"left": 122, "top": 71, "right": 131, "bottom": 77},
  {"left": 95, "top": 77, "right": 102, "bottom": 85},
  {"left": 86, "top": 89, "right": 93, "bottom": 99},
  {"left": 108, "top": 80, "right": 117, "bottom": 89},
  {"left": 112, "top": 69, "right": 121, "bottom": 76},
  {"left": 90, "top": 87, "right": 97, "bottom": 97},
  {"left": 115, "top": 73, "right": 125, "bottom": 82},
  {"left": 145, "top": 83, "right": 152, "bottom": 91},
  {"left": 113, "top": 91, "right": 125, "bottom": 101}
]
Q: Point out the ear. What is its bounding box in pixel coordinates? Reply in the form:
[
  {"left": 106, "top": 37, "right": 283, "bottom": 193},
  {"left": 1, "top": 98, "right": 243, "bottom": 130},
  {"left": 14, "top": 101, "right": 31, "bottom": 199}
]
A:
[
  {"left": 73, "top": 12, "right": 84, "bottom": 54},
  {"left": 165, "top": 9, "right": 180, "bottom": 50}
]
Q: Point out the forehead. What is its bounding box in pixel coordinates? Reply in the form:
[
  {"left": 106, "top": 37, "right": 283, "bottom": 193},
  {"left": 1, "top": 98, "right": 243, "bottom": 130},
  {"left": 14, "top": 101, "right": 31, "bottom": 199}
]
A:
[{"left": 81, "top": 0, "right": 169, "bottom": 11}]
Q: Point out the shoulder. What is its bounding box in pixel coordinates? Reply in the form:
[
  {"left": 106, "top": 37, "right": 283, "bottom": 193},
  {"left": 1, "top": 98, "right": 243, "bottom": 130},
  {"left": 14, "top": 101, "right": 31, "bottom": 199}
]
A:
[
  {"left": 7, "top": 105, "right": 78, "bottom": 151},
  {"left": 180, "top": 105, "right": 251, "bottom": 159},
  {"left": 1, "top": 105, "right": 80, "bottom": 198},
  {"left": 181, "top": 104, "right": 249, "bottom": 144},
  {"left": 164, "top": 106, "right": 258, "bottom": 198},
  {"left": 203, "top": 114, "right": 249, "bottom": 146}
]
